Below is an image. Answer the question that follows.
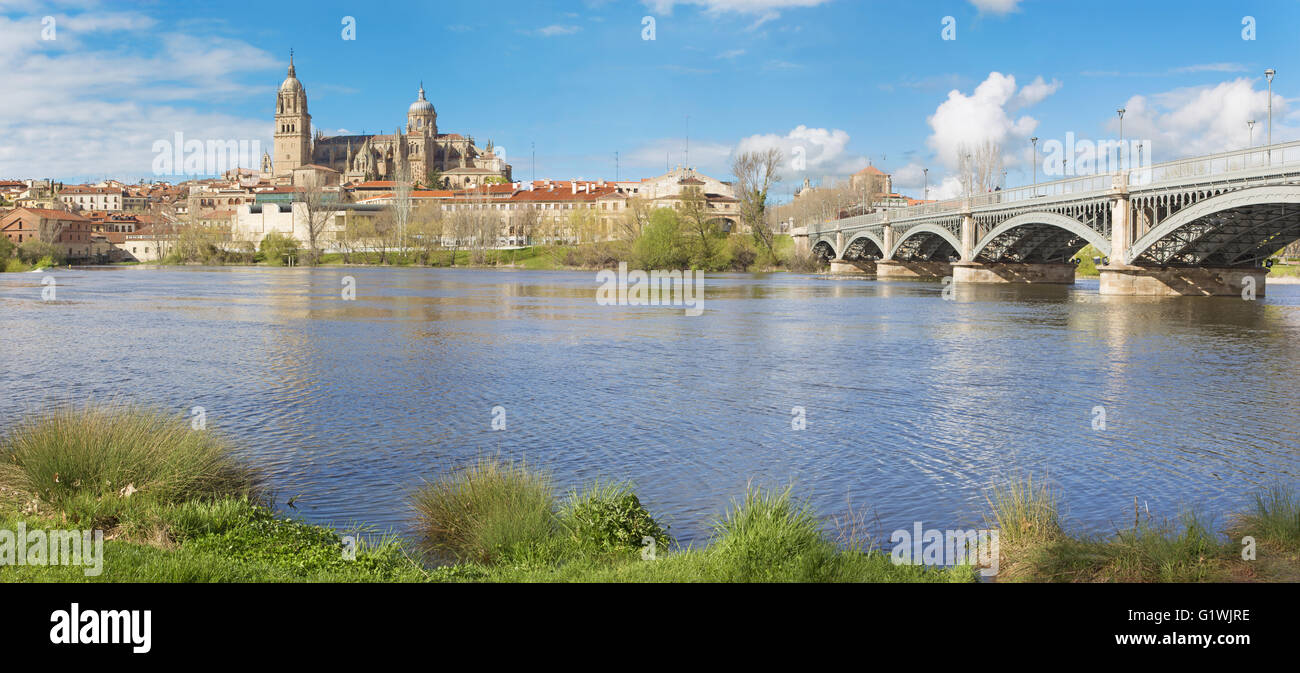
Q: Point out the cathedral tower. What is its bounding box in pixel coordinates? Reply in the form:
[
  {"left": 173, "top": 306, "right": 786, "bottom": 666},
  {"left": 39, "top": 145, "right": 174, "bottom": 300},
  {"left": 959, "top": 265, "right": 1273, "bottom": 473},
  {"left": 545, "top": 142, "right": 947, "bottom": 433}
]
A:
[{"left": 273, "top": 52, "right": 312, "bottom": 177}]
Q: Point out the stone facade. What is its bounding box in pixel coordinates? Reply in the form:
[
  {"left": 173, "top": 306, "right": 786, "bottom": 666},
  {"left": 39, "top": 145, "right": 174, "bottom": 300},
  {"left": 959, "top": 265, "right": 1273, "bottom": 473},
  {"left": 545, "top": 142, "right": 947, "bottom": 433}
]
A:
[{"left": 270, "top": 55, "right": 511, "bottom": 188}]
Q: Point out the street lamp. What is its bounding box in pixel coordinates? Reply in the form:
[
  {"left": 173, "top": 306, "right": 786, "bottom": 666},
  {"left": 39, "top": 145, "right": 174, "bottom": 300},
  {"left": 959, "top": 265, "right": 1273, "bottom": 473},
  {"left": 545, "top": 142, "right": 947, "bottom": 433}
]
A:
[
  {"left": 1117, "top": 108, "right": 1126, "bottom": 169},
  {"left": 1031, "top": 136, "right": 1039, "bottom": 193},
  {"left": 1265, "top": 68, "right": 1276, "bottom": 161},
  {"left": 1248, "top": 119, "right": 1256, "bottom": 148},
  {"left": 923, "top": 167, "right": 929, "bottom": 201}
]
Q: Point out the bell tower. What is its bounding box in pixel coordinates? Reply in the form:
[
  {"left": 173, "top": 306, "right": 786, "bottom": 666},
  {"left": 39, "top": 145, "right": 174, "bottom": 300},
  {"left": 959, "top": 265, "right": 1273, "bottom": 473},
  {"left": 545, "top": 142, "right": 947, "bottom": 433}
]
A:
[{"left": 273, "top": 50, "right": 312, "bottom": 177}]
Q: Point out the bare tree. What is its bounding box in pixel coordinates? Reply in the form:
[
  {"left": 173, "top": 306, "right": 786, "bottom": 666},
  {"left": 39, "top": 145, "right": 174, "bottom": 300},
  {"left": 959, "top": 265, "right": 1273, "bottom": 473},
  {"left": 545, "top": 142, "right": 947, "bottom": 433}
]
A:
[
  {"left": 511, "top": 204, "right": 541, "bottom": 247},
  {"left": 297, "top": 179, "right": 340, "bottom": 265},
  {"left": 619, "top": 196, "right": 653, "bottom": 241},
  {"left": 679, "top": 185, "right": 717, "bottom": 263},
  {"left": 732, "top": 148, "right": 783, "bottom": 255},
  {"left": 958, "top": 140, "right": 1004, "bottom": 196}
]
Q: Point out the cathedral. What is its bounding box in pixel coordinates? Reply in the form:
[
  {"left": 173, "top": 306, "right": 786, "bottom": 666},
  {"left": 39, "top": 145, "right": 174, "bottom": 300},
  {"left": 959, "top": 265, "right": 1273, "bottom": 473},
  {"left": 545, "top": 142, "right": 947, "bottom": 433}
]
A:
[{"left": 269, "top": 54, "right": 511, "bottom": 187}]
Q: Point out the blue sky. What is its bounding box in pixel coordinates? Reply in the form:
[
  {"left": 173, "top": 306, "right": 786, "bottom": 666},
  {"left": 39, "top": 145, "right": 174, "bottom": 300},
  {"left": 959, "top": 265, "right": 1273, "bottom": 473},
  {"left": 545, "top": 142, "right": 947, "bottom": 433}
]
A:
[{"left": 2, "top": 0, "right": 1298, "bottom": 199}]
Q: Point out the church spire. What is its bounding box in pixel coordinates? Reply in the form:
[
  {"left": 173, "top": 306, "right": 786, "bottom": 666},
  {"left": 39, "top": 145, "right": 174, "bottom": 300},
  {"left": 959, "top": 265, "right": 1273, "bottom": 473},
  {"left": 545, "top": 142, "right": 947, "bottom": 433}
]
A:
[{"left": 288, "top": 48, "right": 295, "bottom": 77}]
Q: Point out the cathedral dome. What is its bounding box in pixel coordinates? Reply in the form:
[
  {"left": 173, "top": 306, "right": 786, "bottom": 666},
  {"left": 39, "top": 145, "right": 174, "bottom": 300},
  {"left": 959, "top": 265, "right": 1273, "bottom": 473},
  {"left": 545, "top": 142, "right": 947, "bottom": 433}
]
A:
[
  {"left": 408, "top": 84, "right": 435, "bottom": 115},
  {"left": 280, "top": 56, "right": 304, "bottom": 93}
]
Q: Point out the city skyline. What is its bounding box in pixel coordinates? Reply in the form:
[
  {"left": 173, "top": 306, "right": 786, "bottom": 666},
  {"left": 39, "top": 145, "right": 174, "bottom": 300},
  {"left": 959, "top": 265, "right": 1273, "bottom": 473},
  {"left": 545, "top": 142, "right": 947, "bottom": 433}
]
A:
[{"left": 1, "top": 0, "right": 1297, "bottom": 200}]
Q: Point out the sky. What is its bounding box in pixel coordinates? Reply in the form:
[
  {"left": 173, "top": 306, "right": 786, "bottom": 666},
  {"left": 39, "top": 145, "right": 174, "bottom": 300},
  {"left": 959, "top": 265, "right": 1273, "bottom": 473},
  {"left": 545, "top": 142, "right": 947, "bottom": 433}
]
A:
[{"left": 1, "top": 0, "right": 1298, "bottom": 201}]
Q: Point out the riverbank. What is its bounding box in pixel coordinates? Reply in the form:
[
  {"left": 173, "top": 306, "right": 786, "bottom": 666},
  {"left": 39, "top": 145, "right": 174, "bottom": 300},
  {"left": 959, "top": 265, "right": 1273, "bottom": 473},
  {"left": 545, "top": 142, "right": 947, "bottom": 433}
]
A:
[{"left": 1, "top": 406, "right": 1295, "bottom": 583}]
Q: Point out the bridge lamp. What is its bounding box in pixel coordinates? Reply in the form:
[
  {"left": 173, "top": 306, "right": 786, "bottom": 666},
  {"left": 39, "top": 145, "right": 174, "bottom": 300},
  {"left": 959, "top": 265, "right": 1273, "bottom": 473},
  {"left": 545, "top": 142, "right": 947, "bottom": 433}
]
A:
[
  {"left": 1265, "top": 69, "right": 1276, "bottom": 155},
  {"left": 923, "top": 167, "right": 929, "bottom": 201},
  {"left": 1030, "top": 137, "right": 1039, "bottom": 191},
  {"left": 1248, "top": 120, "right": 1256, "bottom": 149},
  {"left": 1117, "top": 108, "right": 1126, "bottom": 168}
]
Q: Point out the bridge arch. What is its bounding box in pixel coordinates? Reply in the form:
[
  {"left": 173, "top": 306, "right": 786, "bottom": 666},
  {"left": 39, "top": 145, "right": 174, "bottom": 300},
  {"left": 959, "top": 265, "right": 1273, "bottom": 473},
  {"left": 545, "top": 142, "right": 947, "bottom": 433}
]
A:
[
  {"left": 1127, "top": 185, "right": 1300, "bottom": 267},
  {"left": 889, "top": 223, "right": 961, "bottom": 261},
  {"left": 973, "top": 212, "right": 1111, "bottom": 263},
  {"left": 843, "top": 232, "right": 886, "bottom": 261},
  {"left": 810, "top": 239, "right": 837, "bottom": 262}
]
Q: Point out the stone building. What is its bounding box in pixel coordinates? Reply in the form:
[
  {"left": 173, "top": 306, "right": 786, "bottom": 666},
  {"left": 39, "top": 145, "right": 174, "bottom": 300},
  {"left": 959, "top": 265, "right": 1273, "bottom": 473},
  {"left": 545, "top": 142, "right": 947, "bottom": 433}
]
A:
[{"left": 271, "top": 54, "right": 511, "bottom": 188}]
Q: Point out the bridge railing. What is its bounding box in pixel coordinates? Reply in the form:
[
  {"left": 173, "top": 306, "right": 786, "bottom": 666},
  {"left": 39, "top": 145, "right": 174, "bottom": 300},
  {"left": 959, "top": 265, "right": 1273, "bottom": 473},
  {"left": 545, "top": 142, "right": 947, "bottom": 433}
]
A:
[{"left": 1134, "top": 140, "right": 1300, "bottom": 186}]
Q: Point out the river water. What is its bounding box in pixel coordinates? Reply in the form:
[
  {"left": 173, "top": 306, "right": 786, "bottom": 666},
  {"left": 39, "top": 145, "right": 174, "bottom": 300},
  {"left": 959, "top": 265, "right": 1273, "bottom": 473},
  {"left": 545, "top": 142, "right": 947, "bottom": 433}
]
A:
[{"left": 2, "top": 266, "right": 1298, "bottom": 545}]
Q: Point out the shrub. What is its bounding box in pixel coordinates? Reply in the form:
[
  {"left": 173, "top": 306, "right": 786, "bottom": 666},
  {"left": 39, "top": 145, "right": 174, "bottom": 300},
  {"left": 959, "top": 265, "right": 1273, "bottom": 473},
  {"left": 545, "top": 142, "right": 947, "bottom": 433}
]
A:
[
  {"left": 18, "top": 240, "right": 63, "bottom": 265},
  {"left": 558, "top": 482, "right": 671, "bottom": 554},
  {"left": 411, "top": 457, "right": 558, "bottom": 564},
  {"left": 258, "top": 231, "right": 300, "bottom": 266},
  {"left": 633, "top": 208, "right": 690, "bottom": 270}
]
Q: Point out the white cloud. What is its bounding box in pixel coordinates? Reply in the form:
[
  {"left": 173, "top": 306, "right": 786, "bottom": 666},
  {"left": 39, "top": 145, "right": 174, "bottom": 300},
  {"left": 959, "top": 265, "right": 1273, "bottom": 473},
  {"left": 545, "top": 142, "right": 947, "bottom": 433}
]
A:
[
  {"left": 968, "top": 0, "right": 1022, "bottom": 14},
  {"left": 643, "top": 0, "right": 830, "bottom": 27},
  {"left": 926, "top": 72, "right": 1054, "bottom": 173},
  {"left": 533, "top": 24, "right": 581, "bottom": 37},
  {"left": 734, "top": 125, "right": 867, "bottom": 180},
  {"left": 1118, "top": 78, "right": 1290, "bottom": 160},
  {"left": 1013, "top": 76, "right": 1062, "bottom": 109},
  {"left": 0, "top": 9, "right": 275, "bottom": 180}
]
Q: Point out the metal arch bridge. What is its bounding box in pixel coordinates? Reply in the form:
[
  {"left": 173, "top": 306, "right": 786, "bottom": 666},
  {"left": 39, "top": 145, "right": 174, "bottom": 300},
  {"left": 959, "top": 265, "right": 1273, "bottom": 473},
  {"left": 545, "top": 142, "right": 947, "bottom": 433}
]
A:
[{"left": 801, "top": 141, "right": 1300, "bottom": 290}]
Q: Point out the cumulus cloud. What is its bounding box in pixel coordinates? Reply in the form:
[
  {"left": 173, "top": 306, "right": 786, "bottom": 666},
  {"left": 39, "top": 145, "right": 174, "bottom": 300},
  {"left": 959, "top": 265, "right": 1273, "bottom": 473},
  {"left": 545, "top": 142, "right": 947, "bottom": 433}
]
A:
[
  {"left": 734, "top": 125, "right": 868, "bottom": 180},
  {"left": 926, "top": 72, "right": 1056, "bottom": 173},
  {"left": 625, "top": 124, "right": 868, "bottom": 183},
  {"left": 1117, "top": 78, "right": 1291, "bottom": 160},
  {"left": 0, "top": 9, "right": 275, "bottom": 180}
]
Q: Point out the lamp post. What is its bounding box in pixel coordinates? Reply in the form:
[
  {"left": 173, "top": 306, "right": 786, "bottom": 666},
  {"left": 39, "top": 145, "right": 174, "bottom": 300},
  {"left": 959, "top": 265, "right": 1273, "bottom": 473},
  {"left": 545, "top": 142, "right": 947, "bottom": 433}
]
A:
[
  {"left": 923, "top": 167, "right": 929, "bottom": 201},
  {"left": 1117, "top": 107, "right": 1126, "bottom": 170},
  {"left": 1248, "top": 119, "right": 1256, "bottom": 148},
  {"left": 1266, "top": 68, "right": 1276, "bottom": 162},
  {"left": 1031, "top": 136, "right": 1039, "bottom": 193}
]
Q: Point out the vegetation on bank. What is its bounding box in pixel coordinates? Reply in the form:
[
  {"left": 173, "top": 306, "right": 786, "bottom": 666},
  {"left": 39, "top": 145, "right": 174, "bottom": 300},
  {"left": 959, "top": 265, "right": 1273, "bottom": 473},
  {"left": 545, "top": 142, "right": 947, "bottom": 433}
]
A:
[
  {"left": 1071, "top": 244, "right": 1103, "bottom": 277},
  {"left": 1, "top": 406, "right": 1295, "bottom": 582},
  {"left": 0, "top": 236, "right": 62, "bottom": 272},
  {"left": 988, "top": 477, "right": 1300, "bottom": 582}
]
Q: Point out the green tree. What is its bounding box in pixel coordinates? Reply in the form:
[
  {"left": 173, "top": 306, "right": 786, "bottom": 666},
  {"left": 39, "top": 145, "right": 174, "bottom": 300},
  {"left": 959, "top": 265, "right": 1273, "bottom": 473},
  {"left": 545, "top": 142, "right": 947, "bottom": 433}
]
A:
[
  {"left": 258, "top": 231, "right": 300, "bottom": 266},
  {"left": 633, "top": 208, "right": 690, "bottom": 269}
]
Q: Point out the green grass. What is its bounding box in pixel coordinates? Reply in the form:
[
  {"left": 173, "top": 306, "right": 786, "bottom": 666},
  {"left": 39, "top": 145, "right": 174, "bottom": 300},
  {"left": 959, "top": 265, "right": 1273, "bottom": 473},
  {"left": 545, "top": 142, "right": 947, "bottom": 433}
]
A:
[
  {"left": 0, "top": 500, "right": 426, "bottom": 583},
  {"left": 1267, "top": 262, "right": 1300, "bottom": 278},
  {"left": 1072, "top": 244, "right": 1103, "bottom": 277}
]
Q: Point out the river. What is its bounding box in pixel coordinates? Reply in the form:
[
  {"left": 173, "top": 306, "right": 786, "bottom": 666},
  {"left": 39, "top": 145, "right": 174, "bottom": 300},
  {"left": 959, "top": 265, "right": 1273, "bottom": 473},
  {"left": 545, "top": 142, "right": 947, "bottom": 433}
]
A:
[{"left": 2, "top": 266, "right": 1298, "bottom": 545}]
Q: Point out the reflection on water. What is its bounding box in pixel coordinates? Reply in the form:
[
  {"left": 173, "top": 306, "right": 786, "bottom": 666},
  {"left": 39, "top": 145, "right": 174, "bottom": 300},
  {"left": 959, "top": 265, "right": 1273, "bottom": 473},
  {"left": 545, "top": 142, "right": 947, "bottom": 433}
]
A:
[{"left": 2, "top": 267, "right": 1298, "bottom": 544}]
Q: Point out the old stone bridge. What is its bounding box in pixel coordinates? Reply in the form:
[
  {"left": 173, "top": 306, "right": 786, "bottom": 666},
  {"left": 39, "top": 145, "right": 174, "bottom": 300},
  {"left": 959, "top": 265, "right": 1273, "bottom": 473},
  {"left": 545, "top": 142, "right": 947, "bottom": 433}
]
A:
[{"left": 793, "top": 142, "right": 1300, "bottom": 295}]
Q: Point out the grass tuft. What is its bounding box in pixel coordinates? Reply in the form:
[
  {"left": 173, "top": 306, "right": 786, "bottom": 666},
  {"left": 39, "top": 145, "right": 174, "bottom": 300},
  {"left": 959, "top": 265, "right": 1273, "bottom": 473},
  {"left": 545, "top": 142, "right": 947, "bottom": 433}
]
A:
[
  {"left": 0, "top": 403, "right": 258, "bottom": 528},
  {"left": 411, "top": 457, "right": 557, "bottom": 564},
  {"left": 1233, "top": 485, "right": 1300, "bottom": 548},
  {"left": 986, "top": 475, "right": 1063, "bottom": 547}
]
